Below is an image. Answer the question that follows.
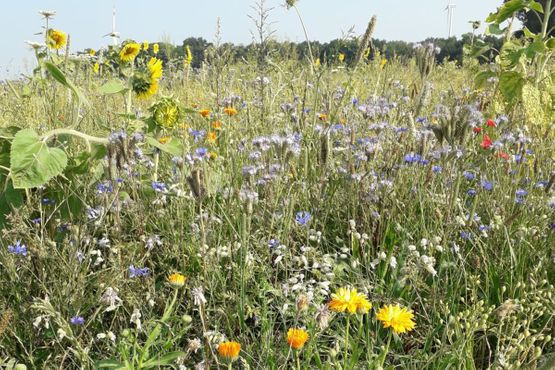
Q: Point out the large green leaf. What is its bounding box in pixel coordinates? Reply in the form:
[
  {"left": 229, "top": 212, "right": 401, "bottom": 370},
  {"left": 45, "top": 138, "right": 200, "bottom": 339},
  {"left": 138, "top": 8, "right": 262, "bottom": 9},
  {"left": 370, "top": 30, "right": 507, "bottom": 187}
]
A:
[
  {"left": 487, "top": 0, "right": 526, "bottom": 24},
  {"left": 0, "top": 180, "right": 24, "bottom": 229},
  {"left": 43, "top": 61, "right": 90, "bottom": 106},
  {"left": 10, "top": 129, "right": 68, "bottom": 189},
  {"left": 499, "top": 71, "right": 526, "bottom": 105},
  {"left": 146, "top": 136, "right": 185, "bottom": 157},
  {"left": 141, "top": 351, "right": 186, "bottom": 369},
  {"left": 99, "top": 80, "right": 127, "bottom": 95}
]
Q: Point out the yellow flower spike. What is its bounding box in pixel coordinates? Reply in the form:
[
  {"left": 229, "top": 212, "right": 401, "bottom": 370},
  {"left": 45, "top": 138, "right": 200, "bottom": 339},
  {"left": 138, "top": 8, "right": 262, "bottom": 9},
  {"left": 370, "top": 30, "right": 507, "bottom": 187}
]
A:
[
  {"left": 376, "top": 304, "right": 416, "bottom": 334},
  {"left": 287, "top": 328, "right": 309, "bottom": 350},
  {"left": 143, "top": 41, "right": 149, "bottom": 51},
  {"left": 93, "top": 63, "right": 100, "bottom": 74},
  {"left": 47, "top": 29, "right": 66, "bottom": 50},
  {"left": 120, "top": 42, "right": 141, "bottom": 63},
  {"left": 89, "top": 49, "right": 96, "bottom": 56},
  {"left": 338, "top": 53, "right": 345, "bottom": 62},
  {"left": 380, "top": 58, "right": 388, "bottom": 69},
  {"left": 314, "top": 58, "right": 321, "bottom": 68},
  {"left": 167, "top": 273, "right": 186, "bottom": 288},
  {"left": 218, "top": 341, "right": 241, "bottom": 362},
  {"left": 184, "top": 45, "right": 193, "bottom": 66}
]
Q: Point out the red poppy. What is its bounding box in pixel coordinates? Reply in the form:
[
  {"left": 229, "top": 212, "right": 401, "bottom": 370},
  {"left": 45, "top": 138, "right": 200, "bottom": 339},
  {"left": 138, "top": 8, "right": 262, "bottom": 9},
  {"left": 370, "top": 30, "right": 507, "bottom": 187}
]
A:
[
  {"left": 481, "top": 134, "right": 492, "bottom": 150},
  {"left": 496, "top": 151, "right": 510, "bottom": 160},
  {"left": 473, "top": 127, "right": 482, "bottom": 134},
  {"left": 486, "top": 119, "right": 497, "bottom": 127}
]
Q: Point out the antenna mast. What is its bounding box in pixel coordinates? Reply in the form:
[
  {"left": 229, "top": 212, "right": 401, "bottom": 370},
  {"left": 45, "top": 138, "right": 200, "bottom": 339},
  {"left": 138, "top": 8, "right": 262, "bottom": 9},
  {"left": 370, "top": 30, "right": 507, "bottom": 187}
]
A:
[{"left": 446, "top": 1, "right": 456, "bottom": 38}]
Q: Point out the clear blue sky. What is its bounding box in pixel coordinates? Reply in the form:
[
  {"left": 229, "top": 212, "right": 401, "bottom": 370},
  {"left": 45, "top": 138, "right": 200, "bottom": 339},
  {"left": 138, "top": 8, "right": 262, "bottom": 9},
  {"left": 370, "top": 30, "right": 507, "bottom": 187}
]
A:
[{"left": 1, "top": 0, "right": 501, "bottom": 78}]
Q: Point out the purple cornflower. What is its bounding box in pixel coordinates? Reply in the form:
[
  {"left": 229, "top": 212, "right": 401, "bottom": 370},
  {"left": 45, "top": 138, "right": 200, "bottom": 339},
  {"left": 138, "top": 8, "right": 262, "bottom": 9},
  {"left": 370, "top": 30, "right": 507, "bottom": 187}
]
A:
[
  {"left": 41, "top": 198, "right": 55, "bottom": 205},
  {"left": 481, "top": 180, "right": 494, "bottom": 191},
  {"left": 515, "top": 189, "right": 528, "bottom": 197},
  {"left": 432, "top": 166, "right": 442, "bottom": 173},
  {"left": 268, "top": 239, "right": 279, "bottom": 249},
  {"left": 129, "top": 265, "right": 150, "bottom": 278},
  {"left": 189, "top": 129, "right": 206, "bottom": 142},
  {"left": 96, "top": 181, "right": 113, "bottom": 194},
  {"left": 467, "top": 189, "right": 477, "bottom": 197},
  {"left": 460, "top": 231, "right": 472, "bottom": 240},
  {"left": 463, "top": 171, "right": 475, "bottom": 181},
  {"left": 404, "top": 153, "right": 422, "bottom": 164},
  {"left": 295, "top": 211, "right": 311, "bottom": 226},
  {"left": 151, "top": 181, "right": 167, "bottom": 193},
  {"left": 70, "top": 316, "right": 85, "bottom": 326},
  {"left": 8, "top": 241, "right": 27, "bottom": 256},
  {"left": 194, "top": 147, "right": 209, "bottom": 159}
]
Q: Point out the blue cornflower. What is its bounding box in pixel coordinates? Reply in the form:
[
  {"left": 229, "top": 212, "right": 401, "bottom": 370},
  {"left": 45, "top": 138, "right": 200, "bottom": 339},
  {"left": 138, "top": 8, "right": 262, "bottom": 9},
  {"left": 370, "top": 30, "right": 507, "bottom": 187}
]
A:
[
  {"left": 404, "top": 153, "right": 421, "bottom": 164},
  {"left": 481, "top": 180, "right": 494, "bottom": 191},
  {"left": 432, "top": 166, "right": 442, "bottom": 173},
  {"left": 8, "top": 241, "right": 27, "bottom": 256},
  {"left": 515, "top": 189, "right": 528, "bottom": 197},
  {"left": 129, "top": 265, "right": 150, "bottom": 278},
  {"left": 460, "top": 231, "right": 472, "bottom": 240},
  {"left": 42, "top": 198, "right": 55, "bottom": 205},
  {"left": 195, "top": 147, "right": 209, "bottom": 158},
  {"left": 151, "top": 182, "right": 167, "bottom": 193},
  {"left": 189, "top": 129, "right": 206, "bottom": 142},
  {"left": 70, "top": 316, "right": 85, "bottom": 326},
  {"left": 31, "top": 218, "right": 41, "bottom": 224},
  {"left": 550, "top": 222, "right": 555, "bottom": 230},
  {"left": 268, "top": 239, "right": 279, "bottom": 249},
  {"left": 463, "top": 171, "right": 475, "bottom": 181},
  {"left": 295, "top": 211, "right": 311, "bottom": 226},
  {"left": 419, "top": 158, "right": 430, "bottom": 165},
  {"left": 96, "top": 181, "right": 113, "bottom": 194},
  {"left": 479, "top": 224, "right": 492, "bottom": 232},
  {"left": 467, "top": 189, "right": 477, "bottom": 197}
]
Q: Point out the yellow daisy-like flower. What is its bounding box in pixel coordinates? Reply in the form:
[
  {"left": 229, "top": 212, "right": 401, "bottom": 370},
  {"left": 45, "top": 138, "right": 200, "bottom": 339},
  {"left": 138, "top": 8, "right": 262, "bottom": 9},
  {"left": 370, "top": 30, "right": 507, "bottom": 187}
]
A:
[
  {"left": 199, "top": 109, "right": 210, "bottom": 118},
  {"left": 153, "top": 43, "right": 159, "bottom": 55},
  {"left": 143, "top": 40, "right": 149, "bottom": 51},
  {"left": 329, "top": 287, "right": 372, "bottom": 314},
  {"left": 338, "top": 53, "right": 345, "bottom": 62},
  {"left": 376, "top": 304, "right": 416, "bottom": 334},
  {"left": 209, "top": 151, "right": 218, "bottom": 160},
  {"left": 207, "top": 131, "right": 217, "bottom": 144},
  {"left": 93, "top": 62, "right": 100, "bottom": 74},
  {"left": 120, "top": 42, "right": 141, "bottom": 63},
  {"left": 217, "top": 341, "right": 241, "bottom": 362},
  {"left": 158, "top": 136, "right": 171, "bottom": 145},
  {"left": 148, "top": 57, "right": 163, "bottom": 80},
  {"left": 211, "top": 121, "right": 223, "bottom": 131},
  {"left": 380, "top": 58, "right": 388, "bottom": 69},
  {"left": 89, "top": 48, "right": 96, "bottom": 56},
  {"left": 47, "top": 29, "right": 67, "bottom": 50},
  {"left": 287, "top": 328, "right": 309, "bottom": 350},
  {"left": 318, "top": 113, "right": 328, "bottom": 122},
  {"left": 224, "top": 107, "right": 238, "bottom": 116},
  {"left": 167, "top": 273, "right": 186, "bottom": 288}
]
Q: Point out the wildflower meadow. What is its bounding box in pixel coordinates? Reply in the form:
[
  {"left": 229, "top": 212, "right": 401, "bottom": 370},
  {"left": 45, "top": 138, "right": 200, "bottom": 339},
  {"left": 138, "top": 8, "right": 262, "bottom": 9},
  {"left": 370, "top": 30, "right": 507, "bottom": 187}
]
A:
[{"left": 1, "top": 0, "right": 555, "bottom": 369}]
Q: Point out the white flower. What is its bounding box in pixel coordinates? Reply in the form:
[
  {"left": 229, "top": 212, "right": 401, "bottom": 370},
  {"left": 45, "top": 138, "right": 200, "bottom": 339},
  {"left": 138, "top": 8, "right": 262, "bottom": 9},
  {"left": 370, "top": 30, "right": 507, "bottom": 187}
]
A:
[
  {"left": 192, "top": 286, "right": 207, "bottom": 306},
  {"left": 101, "top": 287, "right": 122, "bottom": 312},
  {"left": 130, "top": 308, "right": 142, "bottom": 330},
  {"left": 389, "top": 256, "right": 397, "bottom": 269},
  {"left": 57, "top": 328, "right": 66, "bottom": 340},
  {"left": 187, "top": 338, "right": 202, "bottom": 354},
  {"left": 107, "top": 331, "right": 116, "bottom": 342}
]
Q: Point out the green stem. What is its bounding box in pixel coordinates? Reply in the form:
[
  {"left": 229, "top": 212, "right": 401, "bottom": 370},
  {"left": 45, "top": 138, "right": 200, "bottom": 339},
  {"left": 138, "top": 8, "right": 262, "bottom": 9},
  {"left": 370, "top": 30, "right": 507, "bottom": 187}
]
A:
[
  {"left": 41, "top": 128, "right": 109, "bottom": 148},
  {"left": 378, "top": 331, "right": 392, "bottom": 368},
  {"left": 541, "top": 0, "right": 553, "bottom": 39},
  {"left": 344, "top": 315, "right": 350, "bottom": 369},
  {"left": 296, "top": 350, "right": 301, "bottom": 370},
  {"left": 228, "top": 362, "right": 233, "bottom": 370}
]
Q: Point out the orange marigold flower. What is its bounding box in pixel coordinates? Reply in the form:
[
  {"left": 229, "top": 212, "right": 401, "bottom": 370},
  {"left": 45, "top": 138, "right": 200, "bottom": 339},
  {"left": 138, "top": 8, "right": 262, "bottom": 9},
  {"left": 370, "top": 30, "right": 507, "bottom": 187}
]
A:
[
  {"left": 158, "top": 136, "right": 171, "bottom": 144},
  {"left": 318, "top": 113, "right": 328, "bottom": 122},
  {"left": 224, "top": 107, "right": 238, "bottom": 116},
  {"left": 218, "top": 341, "right": 241, "bottom": 361},
  {"left": 199, "top": 109, "right": 210, "bottom": 118},
  {"left": 287, "top": 328, "right": 309, "bottom": 350}
]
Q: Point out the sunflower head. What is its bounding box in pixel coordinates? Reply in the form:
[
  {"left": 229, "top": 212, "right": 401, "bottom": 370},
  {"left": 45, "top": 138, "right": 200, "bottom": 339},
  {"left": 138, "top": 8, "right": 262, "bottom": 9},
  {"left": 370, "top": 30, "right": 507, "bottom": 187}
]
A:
[
  {"left": 153, "top": 43, "right": 159, "bottom": 55},
  {"left": 143, "top": 41, "right": 149, "bottom": 51},
  {"left": 131, "top": 57, "right": 163, "bottom": 100},
  {"left": 119, "top": 42, "right": 141, "bottom": 63},
  {"left": 47, "top": 29, "right": 67, "bottom": 50},
  {"left": 217, "top": 341, "right": 241, "bottom": 362},
  {"left": 150, "top": 97, "right": 182, "bottom": 129}
]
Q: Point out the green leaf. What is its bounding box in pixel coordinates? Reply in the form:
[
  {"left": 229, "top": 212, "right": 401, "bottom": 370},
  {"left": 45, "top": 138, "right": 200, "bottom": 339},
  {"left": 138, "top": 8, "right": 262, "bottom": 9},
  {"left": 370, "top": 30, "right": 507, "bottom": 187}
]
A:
[
  {"left": 99, "top": 80, "right": 127, "bottom": 95},
  {"left": 146, "top": 136, "right": 184, "bottom": 157},
  {"left": 94, "top": 359, "right": 127, "bottom": 369},
  {"left": 485, "top": 23, "right": 505, "bottom": 36},
  {"left": 546, "top": 38, "right": 555, "bottom": 50},
  {"left": 43, "top": 61, "right": 90, "bottom": 106},
  {"left": 528, "top": 0, "right": 544, "bottom": 13},
  {"left": 0, "top": 180, "right": 24, "bottom": 229},
  {"left": 10, "top": 129, "right": 68, "bottom": 189},
  {"left": 499, "top": 71, "right": 525, "bottom": 105},
  {"left": 475, "top": 70, "right": 497, "bottom": 89},
  {"left": 141, "top": 351, "right": 186, "bottom": 369},
  {"left": 487, "top": 0, "right": 526, "bottom": 24}
]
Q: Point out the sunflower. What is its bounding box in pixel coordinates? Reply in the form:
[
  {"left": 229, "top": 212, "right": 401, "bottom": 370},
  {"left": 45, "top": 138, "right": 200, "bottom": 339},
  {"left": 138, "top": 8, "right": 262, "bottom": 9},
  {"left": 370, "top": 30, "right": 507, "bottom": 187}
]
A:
[
  {"left": 376, "top": 304, "right": 416, "bottom": 334},
  {"left": 151, "top": 97, "right": 182, "bottom": 129},
  {"left": 131, "top": 57, "right": 163, "bottom": 100},
  {"left": 167, "top": 273, "right": 186, "bottom": 288},
  {"left": 88, "top": 48, "right": 96, "bottom": 56},
  {"left": 93, "top": 63, "right": 100, "bottom": 74},
  {"left": 47, "top": 29, "right": 67, "bottom": 50},
  {"left": 153, "top": 43, "right": 159, "bottom": 55},
  {"left": 143, "top": 40, "right": 149, "bottom": 51},
  {"left": 217, "top": 341, "right": 241, "bottom": 362},
  {"left": 287, "top": 328, "right": 309, "bottom": 350},
  {"left": 119, "top": 42, "right": 141, "bottom": 63}
]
